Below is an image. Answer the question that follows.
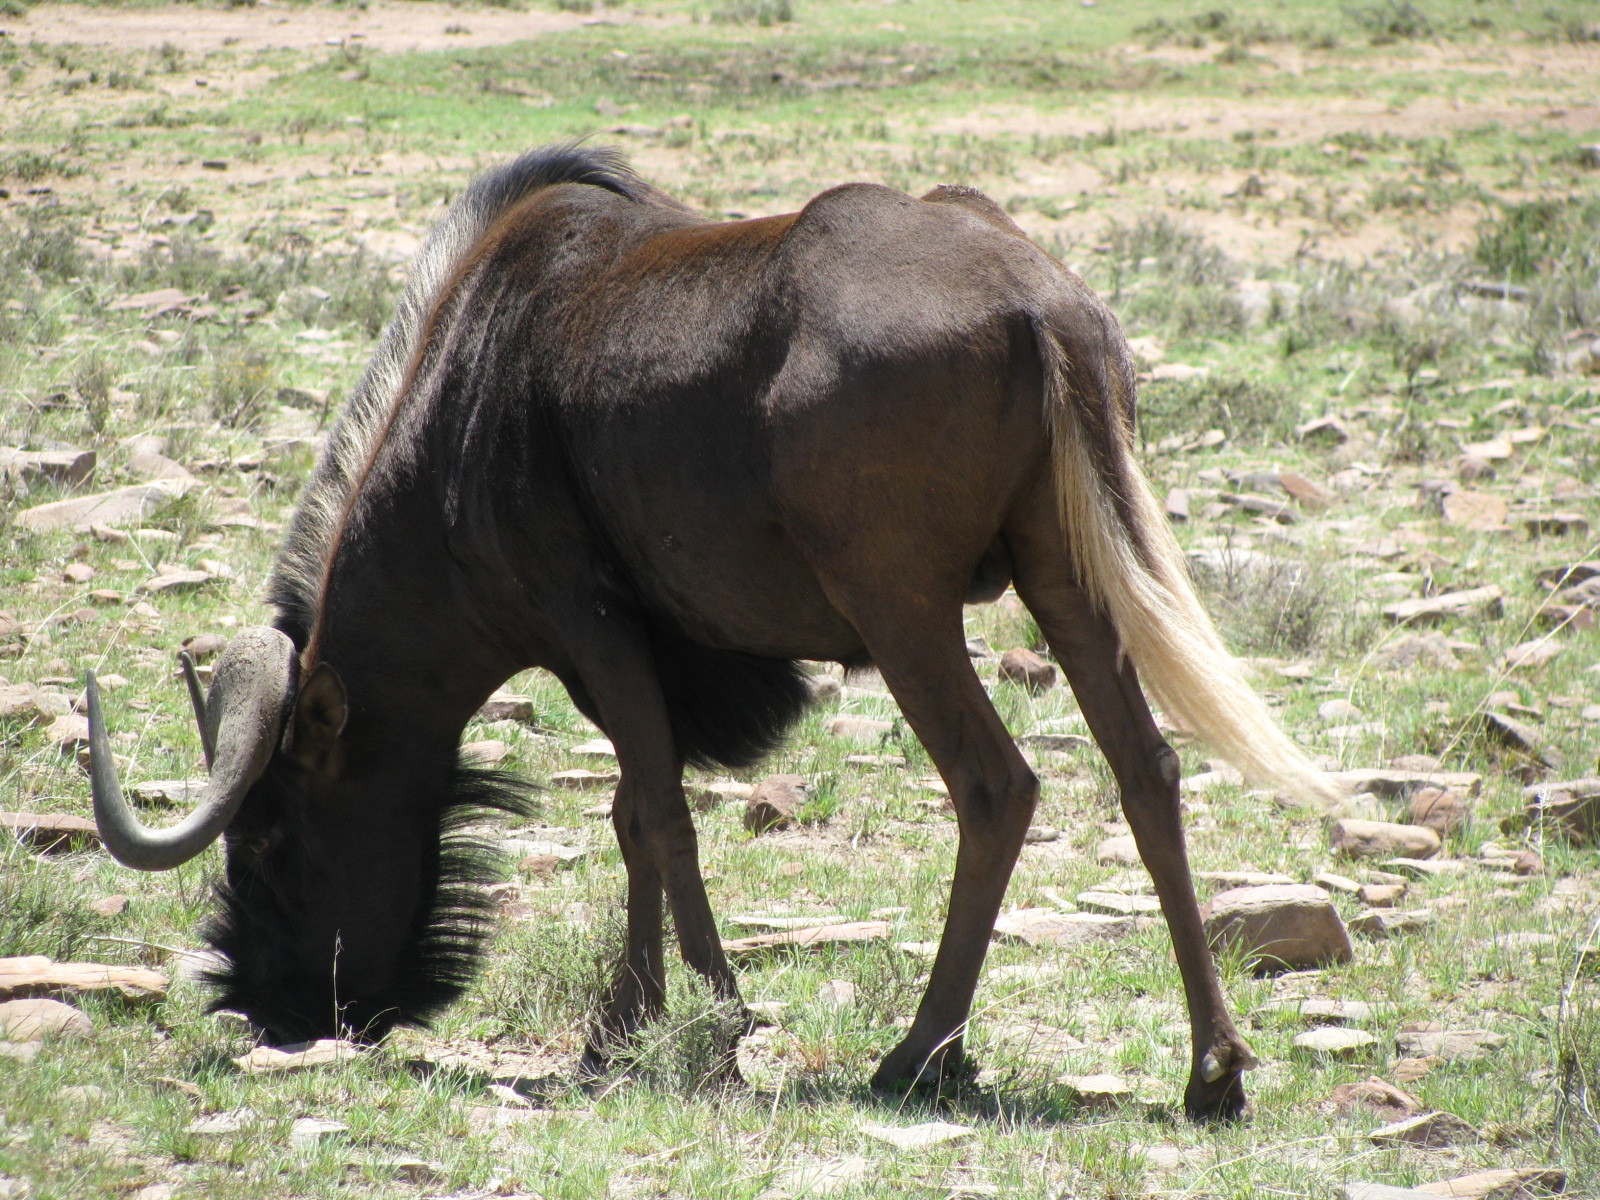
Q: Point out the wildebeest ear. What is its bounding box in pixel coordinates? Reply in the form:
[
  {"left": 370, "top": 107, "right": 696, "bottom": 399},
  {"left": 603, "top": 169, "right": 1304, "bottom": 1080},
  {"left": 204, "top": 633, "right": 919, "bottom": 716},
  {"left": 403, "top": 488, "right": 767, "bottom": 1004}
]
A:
[{"left": 290, "top": 661, "right": 346, "bottom": 761}]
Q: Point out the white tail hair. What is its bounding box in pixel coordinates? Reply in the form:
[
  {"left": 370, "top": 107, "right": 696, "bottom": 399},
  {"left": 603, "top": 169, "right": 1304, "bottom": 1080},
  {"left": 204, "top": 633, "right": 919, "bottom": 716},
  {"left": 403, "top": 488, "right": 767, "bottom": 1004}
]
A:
[{"left": 1036, "top": 310, "right": 1341, "bottom": 808}]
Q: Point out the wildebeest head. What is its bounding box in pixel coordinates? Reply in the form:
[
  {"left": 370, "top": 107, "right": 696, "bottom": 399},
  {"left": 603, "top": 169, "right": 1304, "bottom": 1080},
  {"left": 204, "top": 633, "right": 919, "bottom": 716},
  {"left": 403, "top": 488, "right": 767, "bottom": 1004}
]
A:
[{"left": 88, "top": 628, "right": 525, "bottom": 1045}]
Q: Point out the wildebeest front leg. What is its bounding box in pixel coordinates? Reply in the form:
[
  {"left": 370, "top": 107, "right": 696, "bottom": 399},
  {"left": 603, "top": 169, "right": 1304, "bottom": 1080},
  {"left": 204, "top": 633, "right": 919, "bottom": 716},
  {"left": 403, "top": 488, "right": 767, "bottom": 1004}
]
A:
[
  {"left": 1014, "top": 570, "right": 1257, "bottom": 1121},
  {"left": 561, "top": 619, "right": 746, "bottom": 1074}
]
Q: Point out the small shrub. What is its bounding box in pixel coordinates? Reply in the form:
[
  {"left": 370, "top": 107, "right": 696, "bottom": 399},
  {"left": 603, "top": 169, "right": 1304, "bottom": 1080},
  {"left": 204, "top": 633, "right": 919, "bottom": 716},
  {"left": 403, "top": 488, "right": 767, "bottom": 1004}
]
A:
[
  {"left": 711, "top": 0, "right": 794, "bottom": 27},
  {"left": 72, "top": 353, "right": 114, "bottom": 435},
  {"left": 210, "top": 349, "right": 275, "bottom": 428},
  {"left": 1138, "top": 373, "right": 1290, "bottom": 445}
]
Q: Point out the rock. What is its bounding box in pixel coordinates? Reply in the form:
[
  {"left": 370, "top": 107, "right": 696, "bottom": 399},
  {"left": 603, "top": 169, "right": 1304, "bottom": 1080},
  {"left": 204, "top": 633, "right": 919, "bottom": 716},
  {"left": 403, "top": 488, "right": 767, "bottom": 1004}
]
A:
[
  {"left": 816, "top": 979, "right": 856, "bottom": 1010},
  {"left": 998, "top": 648, "right": 1056, "bottom": 691},
  {"left": 1313, "top": 871, "right": 1362, "bottom": 894},
  {"left": 1202, "top": 883, "right": 1353, "bottom": 971},
  {"left": 1412, "top": 1167, "right": 1567, "bottom": 1198},
  {"left": 1329, "top": 819, "right": 1440, "bottom": 860},
  {"left": 991, "top": 910, "right": 1134, "bottom": 947},
  {"left": 1302, "top": 998, "right": 1375, "bottom": 1024},
  {"left": 1441, "top": 491, "right": 1508, "bottom": 530},
  {"left": 179, "top": 633, "right": 227, "bottom": 664},
  {"left": 860, "top": 1117, "right": 976, "bottom": 1151},
  {"left": 549, "top": 769, "right": 619, "bottom": 789},
  {"left": 1220, "top": 491, "right": 1297, "bottom": 523},
  {"left": 1019, "top": 732, "right": 1093, "bottom": 754},
  {"left": 1, "top": 812, "right": 100, "bottom": 852},
  {"left": 721, "top": 920, "right": 888, "bottom": 960},
  {"left": 1329, "top": 1076, "right": 1423, "bottom": 1120},
  {"left": 805, "top": 673, "right": 842, "bottom": 702},
  {"left": 290, "top": 1116, "right": 349, "bottom": 1148},
  {"left": 185, "top": 1107, "right": 257, "bottom": 1136},
  {"left": 1356, "top": 867, "right": 1411, "bottom": 899},
  {"left": 1350, "top": 908, "right": 1435, "bottom": 938},
  {"left": 1297, "top": 416, "right": 1351, "bottom": 445},
  {"left": 1318, "top": 698, "right": 1363, "bottom": 723},
  {"left": 1409, "top": 788, "right": 1469, "bottom": 835},
  {"left": 1165, "top": 488, "right": 1190, "bottom": 521},
  {"left": 0, "top": 956, "right": 166, "bottom": 1003},
  {"left": 1343, "top": 1184, "right": 1439, "bottom": 1200},
  {"left": 569, "top": 737, "right": 615, "bottom": 758},
  {"left": 1197, "top": 870, "right": 1296, "bottom": 887},
  {"left": 140, "top": 569, "right": 215, "bottom": 595},
  {"left": 1369, "top": 1110, "right": 1479, "bottom": 1148},
  {"left": 778, "top": 1156, "right": 872, "bottom": 1195},
  {"left": 86, "top": 895, "right": 128, "bottom": 918},
  {"left": 1394, "top": 1055, "right": 1441, "bottom": 1083},
  {"left": 1383, "top": 585, "right": 1504, "bottom": 625},
  {"left": 0, "top": 446, "right": 96, "bottom": 488},
  {"left": 126, "top": 451, "right": 192, "bottom": 484},
  {"left": 478, "top": 692, "right": 535, "bottom": 722},
  {"left": 45, "top": 713, "right": 90, "bottom": 751},
  {"left": 0, "top": 997, "right": 94, "bottom": 1041},
  {"left": 1058, "top": 1074, "right": 1136, "bottom": 1108},
  {"left": 1395, "top": 1029, "right": 1505, "bottom": 1062},
  {"left": 1096, "top": 834, "right": 1142, "bottom": 865},
  {"left": 1521, "top": 778, "right": 1600, "bottom": 843},
  {"left": 128, "top": 780, "right": 202, "bottom": 807},
  {"left": 61, "top": 563, "right": 94, "bottom": 585},
  {"left": 1075, "top": 891, "right": 1162, "bottom": 916},
  {"left": 234, "top": 1038, "right": 363, "bottom": 1075},
  {"left": 1279, "top": 472, "right": 1333, "bottom": 509},
  {"left": 14, "top": 481, "right": 192, "bottom": 533},
  {"left": 1514, "top": 849, "right": 1544, "bottom": 875},
  {"left": 1371, "top": 632, "right": 1461, "bottom": 671},
  {"left": 0, "top": 684, "right": 71, "bottom": 722},
  {"left": 1525, "top": 512, "right": 1590, "bottom": 538},
  {"left": 1293, "top": 1027, "right": 1376, "bottom": 1057},
  {"left": 1499, "top": 639, "right": 1562, "bottom": 671},
  {"left": 504, "top": 839, "right": 584, "bottom": 865},
  {"left": 1484, "top": 712, "right": 1562, "bottom": 770},
  {"left": 461, "top": 739, "right": 509, "bottom": 766},
  {"left": 743, "top": 774, "right": 808, "bottom": 833},
  {"left": 822, "top": 715, "right": 893, "bottom": 743},
  {"left": 1381, "top": 858, "right": 1464, "bottom": 880}
]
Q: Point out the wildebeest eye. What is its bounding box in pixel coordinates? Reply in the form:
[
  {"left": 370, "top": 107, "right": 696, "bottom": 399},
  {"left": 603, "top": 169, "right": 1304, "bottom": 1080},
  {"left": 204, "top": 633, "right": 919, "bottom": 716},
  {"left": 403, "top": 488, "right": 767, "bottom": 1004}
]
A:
[{"left": 249, "top": 836, "right": 270, "bottom": 857}]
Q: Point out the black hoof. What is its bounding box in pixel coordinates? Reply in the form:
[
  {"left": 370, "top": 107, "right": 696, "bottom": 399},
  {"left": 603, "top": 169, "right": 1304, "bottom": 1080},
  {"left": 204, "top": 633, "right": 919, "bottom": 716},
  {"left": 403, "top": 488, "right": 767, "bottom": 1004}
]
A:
[{"left": 1183, "top": 1070, "right": 1249, "bottom": 1123}]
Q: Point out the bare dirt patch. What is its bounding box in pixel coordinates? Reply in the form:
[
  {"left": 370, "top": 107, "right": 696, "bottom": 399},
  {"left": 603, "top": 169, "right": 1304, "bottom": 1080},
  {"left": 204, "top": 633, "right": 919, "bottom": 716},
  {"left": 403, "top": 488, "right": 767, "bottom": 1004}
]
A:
[{"left": 4, "top": 1, "right": 654, "bottom": 55}]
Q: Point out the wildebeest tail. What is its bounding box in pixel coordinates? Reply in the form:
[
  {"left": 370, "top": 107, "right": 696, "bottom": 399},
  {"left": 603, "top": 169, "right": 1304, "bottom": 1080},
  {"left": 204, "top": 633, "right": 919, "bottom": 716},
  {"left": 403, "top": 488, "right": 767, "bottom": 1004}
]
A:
[{"left": 1032, "top": 305, "right": 1341, "bottom": 808}]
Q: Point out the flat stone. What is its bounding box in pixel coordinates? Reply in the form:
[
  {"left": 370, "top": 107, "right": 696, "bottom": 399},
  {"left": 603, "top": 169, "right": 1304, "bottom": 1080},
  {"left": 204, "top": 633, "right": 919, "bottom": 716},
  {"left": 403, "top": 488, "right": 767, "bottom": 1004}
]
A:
[
  {"left": 860, "top": 1119, "right": 974, "bottom": 1150},
  {"left": 1521, "top": 780, "right": 1600, "bottom": 843},
  {"left": 1383, "top": 585, "right": 1504, "bottom": 625},
  {"left": 0, "top": 446, "right": 96, "bottom": 488},
  {"left": 1441, "top": 491, "right": 1508, "bottom": 531},
  {"left": 235, "top": 1038, "right": 363, "bottom": 1075},
  {"left": 1395, "top": 1029, "right": 1505, "bottom": 1062},
  {"left": 1297, "top": 416, "right": 1350, "bottom": 444},
  {"left": 0, "top": 997, "right": 94, "bottom": 1041},
  {"left": 1394, "top": 1056, "right": 1442, "bottom": 1083},
  {"left": 744, "top": 774, "right": 808, "bottom": 833},
  {"left": 1343, "top": 1185, "right": 1439, "bottom": 1200},
  {"left": 1076, "top": 891, "right": 1161, "bottom": 916},
  {"left": 1381, "top": 857, "right": 1465, "bottom": 879},
  {"left": 721, "top": 920, "right": 889, "bottom": 960},
  {"left": 0, "top": 685, "right": 71, "bottom": 722},
  {"left": 992, "top": 910, "right": 1134, "bottom": 947},
  {"left": 1413, "top": 1167, "right": 1567, "bottom": 1198},
  {"left": 1409, "top": 788, "right": 1470, "bottom": 836},
  {"left": 549, "top": 769, "right": 619, "bottom": 789},
  {"left": 289, "top": 1116, "right": 348, "bottom": 1147},
  {"left": 503, "top": 838, "right": 584, "bottom": 864},
  {"left": 129, "top": 780, "right": 203, "bottom": 807},
  {"left": 1359, "top": 883, "right": 1408, "bottom": 907},
  {"left": 1058, "top": 1074, "right": 1136, "bottom": 1108},
  {"left": 86, "top": 895, "right": 128, "bottom": 918},
  {"left": 1499, "top": 640, "right": 1563, "bottom": 671},
  {"left": 1203, "top": 883, "right": 1353, "bottom": 971},
  {"left": 140, "top": 569, "right": 215, "bottom": 595},
  {"left": 461, "top": 740, "right": 509, "bottom": 766},
  {"left": 185, "top": 1107, "right": 257, "bottom": 1136},
  {"left": 779, "top": 1156, "right": 871, "bottom": 1195},
  {"left": 45, "top": 714, "right": 90, "bottom": 751},
  {"left": 998, "top": 648, "right": 1057, "bottom": 692},
  {"left": 1329, "top": 1077, "right": 1423, "bottom": 1120},
  {"left": 1294, "top": 1027, "right": 1377, "bottom": 1057},
  {"left": 0, "top": 956, "right": 166, "bottom": 1003},
  {"left": 1329, "top": 769, "right": 1482, "bottom": 798},
  {"left": 1369, "top": 1110, "right": 1479, "bottom": 1148},
  {"left": 823, "top": 715, "right": 893, "bottom": 743},
  {"left": 1350, "top": 908, "right": 1436, "bottom": 938},
  {"left": 570, "top": 737, "right": 615, "bottom": 758},
  {"left": 477, "top": 693, "right": 535, "bottom": 722},
  {"left": 1096, "top": 834, "right": 1142, "bottom": 866},
  {"left": 1198, "top": 870, "right": 1297, "bottom": 887},
  {"left": 1, "top": 812, "right": 100, "bottom": 852},
  {"left": 1301, "top": 998, "right": 1374, "bottom": 1024},
  {"left": 1330, "top": 819, "right": 1440, "bottom": 860}
]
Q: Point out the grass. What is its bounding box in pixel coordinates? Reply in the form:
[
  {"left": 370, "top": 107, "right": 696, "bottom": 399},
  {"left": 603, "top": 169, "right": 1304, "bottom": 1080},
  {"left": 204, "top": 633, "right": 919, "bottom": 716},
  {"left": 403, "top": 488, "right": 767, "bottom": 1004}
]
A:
[{"left": 1, "top": 0, "right": 1598, "bottom": 1196}]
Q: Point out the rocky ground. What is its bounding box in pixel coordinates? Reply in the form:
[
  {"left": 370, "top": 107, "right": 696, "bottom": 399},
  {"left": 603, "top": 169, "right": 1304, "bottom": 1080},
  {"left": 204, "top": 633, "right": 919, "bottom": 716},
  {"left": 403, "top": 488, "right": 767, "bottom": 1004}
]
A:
[{"left": 2, "top": 1, "right": 1599, "bottom": 1197}]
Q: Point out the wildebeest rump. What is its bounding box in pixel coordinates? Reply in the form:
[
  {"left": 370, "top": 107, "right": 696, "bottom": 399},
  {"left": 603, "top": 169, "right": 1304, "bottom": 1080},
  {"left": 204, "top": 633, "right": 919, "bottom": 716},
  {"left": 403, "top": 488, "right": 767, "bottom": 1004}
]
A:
[{"left": 87, "top": 144, "right": 1336, "bottom": 1121}]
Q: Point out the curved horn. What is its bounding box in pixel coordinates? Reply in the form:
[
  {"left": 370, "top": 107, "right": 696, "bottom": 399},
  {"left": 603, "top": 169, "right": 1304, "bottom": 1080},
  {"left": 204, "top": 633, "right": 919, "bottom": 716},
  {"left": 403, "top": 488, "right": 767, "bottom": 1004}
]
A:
[
  {"left": 178, "top": 651, "right": 214, "bottom": 769},
  {"left": 89, "top": 627, "right": 297, "bottom": 871}
]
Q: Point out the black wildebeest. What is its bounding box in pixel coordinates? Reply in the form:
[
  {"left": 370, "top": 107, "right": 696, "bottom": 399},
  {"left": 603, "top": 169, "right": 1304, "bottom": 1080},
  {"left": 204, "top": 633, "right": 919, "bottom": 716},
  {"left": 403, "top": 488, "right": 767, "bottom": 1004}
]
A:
[{"left": 88, "top": 143, "right": 1335, "bottom": 1121}]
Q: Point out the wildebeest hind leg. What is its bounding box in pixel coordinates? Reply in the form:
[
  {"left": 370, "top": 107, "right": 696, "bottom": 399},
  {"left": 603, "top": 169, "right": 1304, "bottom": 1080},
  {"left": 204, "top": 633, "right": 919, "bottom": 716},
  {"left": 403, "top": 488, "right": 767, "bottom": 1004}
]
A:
[
  {"left": 816, "top": 584, "right": 1039, "bottom": 1092},
  {"left": 556, "top": 616, "right": 747, "bottom": 1077},
  {"left": 1008, "top": 541, "right": 1256, "bottom": 1122}
]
